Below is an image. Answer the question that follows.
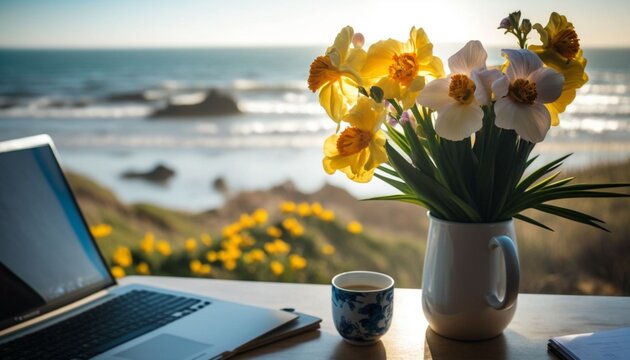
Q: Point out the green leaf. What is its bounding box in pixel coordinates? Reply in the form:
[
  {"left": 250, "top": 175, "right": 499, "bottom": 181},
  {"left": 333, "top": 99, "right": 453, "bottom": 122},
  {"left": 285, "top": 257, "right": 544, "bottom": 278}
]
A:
[
  {"left": 362, "top": 194, "right": 427, "bottom": 207},
  {"left": 533, "top": 204, "right": 610, "bottom": 232},
  {"left": 374, "top": 173, "right": 412, "bottom": 195},
  {"left": 513, "top": 213, "right": 554, "bottom": 231}
]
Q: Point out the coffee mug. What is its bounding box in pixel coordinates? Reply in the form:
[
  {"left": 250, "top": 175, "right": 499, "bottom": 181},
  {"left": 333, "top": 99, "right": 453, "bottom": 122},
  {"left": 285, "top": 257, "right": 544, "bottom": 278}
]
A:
[{"left": 331, "top": 271, "right": 395, "bottom": 345}]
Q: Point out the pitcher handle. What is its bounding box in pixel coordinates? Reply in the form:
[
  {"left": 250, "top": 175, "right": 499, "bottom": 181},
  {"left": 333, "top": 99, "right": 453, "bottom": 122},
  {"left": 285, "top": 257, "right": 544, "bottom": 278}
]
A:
[{"left": 486, "top": 235, "right": 520, "bottom": 310}]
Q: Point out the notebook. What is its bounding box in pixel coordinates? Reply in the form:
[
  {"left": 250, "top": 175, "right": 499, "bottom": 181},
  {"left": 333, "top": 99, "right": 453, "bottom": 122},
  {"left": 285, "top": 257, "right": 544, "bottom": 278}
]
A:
[
  {"left": 0, "top": 134, "right": 302, "bottom": 359},
  {"left": 548, "top": 327, "right": 630, "bottom": 360}
]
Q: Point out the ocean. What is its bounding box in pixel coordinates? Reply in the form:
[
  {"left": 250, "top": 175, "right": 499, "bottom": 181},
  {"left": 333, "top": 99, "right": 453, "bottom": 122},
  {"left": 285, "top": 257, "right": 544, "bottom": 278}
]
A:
[{"left": 1, "top": 46, "right": 629, "bottom": 211}]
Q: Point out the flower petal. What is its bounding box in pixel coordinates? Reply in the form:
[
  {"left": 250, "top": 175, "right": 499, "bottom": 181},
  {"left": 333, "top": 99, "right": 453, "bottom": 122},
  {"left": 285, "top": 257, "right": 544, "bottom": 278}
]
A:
[
  {"left": 448, "top": 40, "right": 487, "bottom": 75},
  {"left": 491, "top": 75, "right": 510, "bottom": 98},
  {"left": 363, "top": 39, "right": 404, "bottom": 81},
  {"left": 502, "top": 49, "right": 543, "bottom": 80},
  {"left": 472, "top": 68, "right": 502, "bottom": 105},
  {"left": 528, "top": 67, "right": 564, "bottom": 104},
  {"left": 327, "top": 26, "right": 353, "bottom": 68},
  {"left": 416, "top": 78, "right": 452, "bottom": 110},
  {"left": 434, "top": 103, "right": 484, "bottom": 141},
  {"left": 495, "top": 98, "right": 551, "bottom": 143}
]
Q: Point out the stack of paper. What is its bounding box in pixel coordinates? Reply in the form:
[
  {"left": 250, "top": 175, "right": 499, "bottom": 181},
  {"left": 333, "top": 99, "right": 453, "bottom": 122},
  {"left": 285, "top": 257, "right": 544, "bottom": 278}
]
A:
[{"left": 548, "top": 327, "right": 630, "bottom": 360}]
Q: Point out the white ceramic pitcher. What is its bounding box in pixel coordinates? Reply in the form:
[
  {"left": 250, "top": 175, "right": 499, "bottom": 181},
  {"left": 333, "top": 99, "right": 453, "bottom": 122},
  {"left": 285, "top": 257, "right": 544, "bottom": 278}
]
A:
[{"left": 421, "top": 213, "right": 520, "bottom": 340}]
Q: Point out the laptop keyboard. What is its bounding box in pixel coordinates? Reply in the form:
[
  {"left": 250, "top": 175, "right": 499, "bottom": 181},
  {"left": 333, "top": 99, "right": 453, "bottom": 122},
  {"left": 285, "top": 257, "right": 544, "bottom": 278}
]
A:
[{"left": 0, "top": 289, "right": 210, "bottom": 360}]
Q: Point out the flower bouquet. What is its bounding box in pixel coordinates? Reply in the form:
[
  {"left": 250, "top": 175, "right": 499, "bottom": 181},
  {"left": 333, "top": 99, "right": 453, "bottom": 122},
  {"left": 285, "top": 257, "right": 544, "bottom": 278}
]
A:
[{"left": 308, "top": 11, "right": 629, "bottom": 340}]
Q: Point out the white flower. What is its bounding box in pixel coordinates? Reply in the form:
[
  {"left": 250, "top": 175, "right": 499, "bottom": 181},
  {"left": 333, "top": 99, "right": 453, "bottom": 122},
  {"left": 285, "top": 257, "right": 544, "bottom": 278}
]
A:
[
  {"left": 417, "top": 40, "right": 500, "bottom": 141},
  {"left": 491, "top": 49, "right": 564, "bottom": 143}
]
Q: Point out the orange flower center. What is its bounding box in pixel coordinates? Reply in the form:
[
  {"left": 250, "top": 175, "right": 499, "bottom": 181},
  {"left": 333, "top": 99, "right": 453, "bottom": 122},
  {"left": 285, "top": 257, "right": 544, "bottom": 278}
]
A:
[
  {"left": 308, "top": 56, "right": 340, "bottom": 92},
  {"left": 388, "top": 52, "right": 418, "bottom": 86},
  {"left": 509, "top": 79, "right": 537, "bottom": 105},
  {"left": 448, "top": 74, "right": 476, "bottom": 105},
  {"left": 336, "top": 127, "right": 373, "bottom": 156},
  {"left": 552, "top": 28, "right": 580, "bottom": 60}
]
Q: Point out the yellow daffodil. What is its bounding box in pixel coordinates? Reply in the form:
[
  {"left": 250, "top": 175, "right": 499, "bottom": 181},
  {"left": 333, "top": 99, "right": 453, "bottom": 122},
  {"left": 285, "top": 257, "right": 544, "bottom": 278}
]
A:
[
  {"left": 279, "top": 201, "right": 296, "bottom": 213},
  {"left": 239, "top": 214, "right": 256, "bottom": 229},
  {"left": 322, "top": 244, "right": 336, "bottom": 255},
  {"left": 206, "top": 250, "right": 217, "bottom": 262},
  {"left": 90, "top": 224, "right": 112, "bottom": 239},
  {"left": 347, "top": 221, "right": 363, "bottom": 234},
  {"left": 200, "top": 233, "right": 212, "bottom": 247},
  {"left": 528, "top": 12, "right": 588, "bottom": 125},
  {"left": 270, "top": 261, "right": 285, "bottom": 276},
  {"left": 289, "top": 254, "right": 307, "bottom": 271},
  {"left": 362, "top": 26, "right": 444, "bottom": 109},
  {"left": 112, "top": 246, "right": 132, "bottom": 267},
  {"left": 492, "top": 49, "right": 564, "bottom": 143},
  {"left": 323, "top": 97, "right": 387, "bottom": 183},
  {"left": 156, "top": 240, "right": 172, "bottom": 256},
  {"left": 136, "top": 262, "right": 150, "bottom": 275},
  {"left": 308, "top": 26, "right": 367, "bottom": 123},
  {"left": 185, "top": 238, "right": 198, "bottom": 253},
  {"left": 111, "top": 266, "right": 125, "bottom": 279},
  {"left": 140, "top": 232, "right": 155, "bottom": 254}
]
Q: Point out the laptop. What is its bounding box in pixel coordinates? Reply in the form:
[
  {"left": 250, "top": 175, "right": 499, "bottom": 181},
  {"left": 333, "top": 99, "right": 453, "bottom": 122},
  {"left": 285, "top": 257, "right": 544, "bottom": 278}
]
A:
[{"left": 0, "top": 134, "right": 298, "bottom": 359}]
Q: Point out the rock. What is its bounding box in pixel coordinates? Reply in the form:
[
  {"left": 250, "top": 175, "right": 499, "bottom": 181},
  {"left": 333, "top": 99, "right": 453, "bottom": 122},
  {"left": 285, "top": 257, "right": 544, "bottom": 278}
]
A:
[
  {"left": 212, "top": 176, "right": 229, "bottom": 197},
  {"left": 122, "top": 164, "right": 175, "bottom": 183},
  {"left": 151, "top": 89, "right": 239, "bottom": 118},
  {"left": 106, "top": 92, "right": 147, "bottom": 102}
]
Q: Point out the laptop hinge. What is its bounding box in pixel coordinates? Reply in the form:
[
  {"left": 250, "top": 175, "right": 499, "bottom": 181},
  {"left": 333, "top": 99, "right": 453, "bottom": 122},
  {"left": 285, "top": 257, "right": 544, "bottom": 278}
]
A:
[{"left": 0, "top": 289, "right": 111, "bottom": 338}]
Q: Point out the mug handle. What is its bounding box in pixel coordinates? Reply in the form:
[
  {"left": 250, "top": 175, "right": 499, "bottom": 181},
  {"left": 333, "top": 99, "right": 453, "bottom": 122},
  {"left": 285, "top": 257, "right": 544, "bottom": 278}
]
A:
[{"left": 485, "top": 235, "right": 520, "bottom": 310}]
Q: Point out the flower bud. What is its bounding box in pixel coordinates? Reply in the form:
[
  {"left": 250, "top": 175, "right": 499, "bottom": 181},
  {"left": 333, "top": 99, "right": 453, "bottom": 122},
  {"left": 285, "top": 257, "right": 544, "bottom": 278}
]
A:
[
  {"left": 509, "top": 10, "right": 521, "bottom": 25},
  {"left": 520, "top": 19, "right": 532, "bottom": 34},
  {"left": 498, "top": 17, "right": 512, "bottom": 30},
  {"left": 352, "top": 33, "right": 365, "bottom": 48}
]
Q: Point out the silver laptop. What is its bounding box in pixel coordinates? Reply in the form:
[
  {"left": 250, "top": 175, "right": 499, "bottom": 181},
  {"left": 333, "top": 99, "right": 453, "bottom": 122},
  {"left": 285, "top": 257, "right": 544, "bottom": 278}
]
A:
[{"left": 0, "top": 135, "right": 297, "bottom": 359}]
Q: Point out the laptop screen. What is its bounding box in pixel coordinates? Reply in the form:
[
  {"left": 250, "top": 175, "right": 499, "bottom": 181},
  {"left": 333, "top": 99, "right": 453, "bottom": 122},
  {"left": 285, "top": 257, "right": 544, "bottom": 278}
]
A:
[{"left": 0, "top": 143, "right": 114, "bottom": 331}]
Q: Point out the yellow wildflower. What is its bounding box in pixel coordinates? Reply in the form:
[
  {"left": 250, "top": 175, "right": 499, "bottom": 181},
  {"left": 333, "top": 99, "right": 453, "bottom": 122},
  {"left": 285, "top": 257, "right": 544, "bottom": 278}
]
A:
[
  {"left": 156, "top": 240, "right": 172, "bottom": 256},
  {"left": 319, "top": 209, "right": 335, "bottom": 222},
  {"left": 206, "top": 250, "right": 217, "bottom": 262},
  {"left": 200, "top": 233, "right": 212, "bottom": 247},
  {"left": 111, "top": 266, "right": 125, "bottom": 279},
  {"left": 252, "top": 208, "right": 268, "bottom": 224},
  {"left": 199, "top": 264, "right": 212, "bottom": 275},
  {"left": 297, "top": 202, "right": 312, "bottom": 217},
  {"left": 185, "top": 238, "right": 198, "bottom": 253},
  {"left": 136, "top": 262, "right": 150, "bottom": 275},
  {"left": 362, "top": 26, "right": 444, "bottom": 109},
  {"left": 239, "top": 214, "right": 256, "bottom": 229},
  {"left": 241, "top": 233, "right": 256, "bottom": 247},
  {"left": 311, "top": 202, "right": 324, "bottom": 216},
  {"left": 267, "top": 226, "right": 282, "bottom": 238},
  {"left": 528, "top": 12, "right": 588, "bottom": 126},
  {"left": 289, "top": 224, "right": 304, "bottom": 237},
  {"left": 90, "top": 224, "right": 112, "bottom": 239},
  {"left": 224, "top": 260, "right": 237, "bottom": 271},
  {"left": 279, "top": 201, "right": 296, "bottom": 213},
  {"left": 140, "top": 232, "right": 155, "bottom": 254},
  {"left": 270, "top": 261, "right": 285, "bottom": 276},
  {"left": 113, "top": 246, "right": 132, "bottom": 268},
  {"left": 322, "top": 244, "right": 336, "bottom": 255},
  {"left": 243, "top": 249, "right": 266, "bottom": 264},
  {"left": 189, "top": 259, "right": 202, "bottom": 274},
  {"left": 222, "top": 223, "right": 242, "bottom": 238},
  {"left": 347, "top": 221, "right": 363, "bottom": 234},
  {"left": 289, "top": 254, "right": 307, "bottom": 271},
  {"left": 282, "top": 217, "right": 305, "bottom": 237},
  {"left": 323, "top": 97, "right": 388, "bottom": 183},
  {"left": 308, "top": 26, "right": 367, "bottom": 123}
]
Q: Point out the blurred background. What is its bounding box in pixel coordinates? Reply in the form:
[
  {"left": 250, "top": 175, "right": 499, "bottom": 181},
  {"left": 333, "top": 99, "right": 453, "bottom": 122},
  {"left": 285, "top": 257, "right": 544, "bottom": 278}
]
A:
[{"left": 1, "top": 0, "right": 628, "bottom": 294}]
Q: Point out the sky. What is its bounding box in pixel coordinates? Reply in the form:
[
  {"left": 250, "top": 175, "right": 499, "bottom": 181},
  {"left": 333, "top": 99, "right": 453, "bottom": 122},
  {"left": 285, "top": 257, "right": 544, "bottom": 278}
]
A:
[{"left": 1, "top": 0, "right": 629, "bottom": 48}]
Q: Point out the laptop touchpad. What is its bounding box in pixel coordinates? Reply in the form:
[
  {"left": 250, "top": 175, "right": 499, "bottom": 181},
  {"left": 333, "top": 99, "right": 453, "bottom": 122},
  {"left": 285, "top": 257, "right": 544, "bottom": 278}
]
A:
[{"left": 115, "top": 334, "right": 211, "bottom": 360}]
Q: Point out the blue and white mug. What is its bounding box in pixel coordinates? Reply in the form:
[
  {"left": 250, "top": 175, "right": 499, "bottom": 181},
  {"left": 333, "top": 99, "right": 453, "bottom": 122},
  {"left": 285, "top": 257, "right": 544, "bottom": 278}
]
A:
[{"left": 331, "top": 271, "right": 395, "bottom": 345}]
